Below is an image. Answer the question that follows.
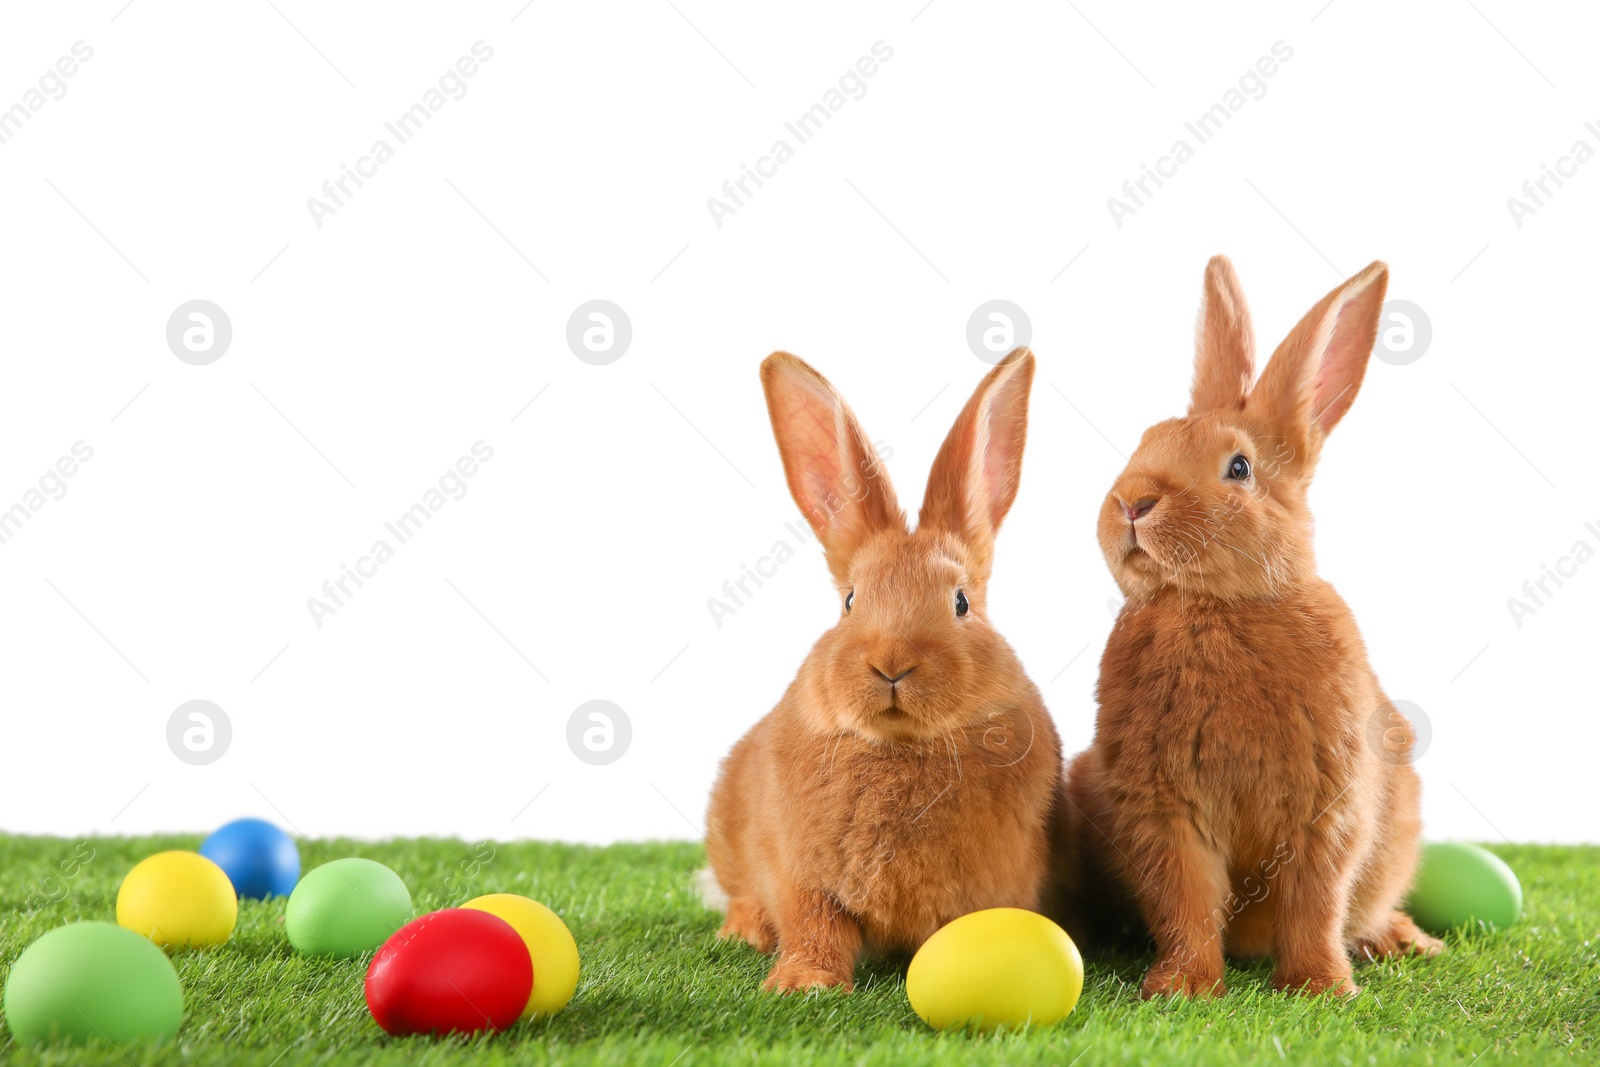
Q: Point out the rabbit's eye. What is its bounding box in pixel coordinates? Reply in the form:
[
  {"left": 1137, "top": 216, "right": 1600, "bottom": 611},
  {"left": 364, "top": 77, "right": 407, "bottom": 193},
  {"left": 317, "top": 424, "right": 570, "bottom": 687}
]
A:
[
  {"left": 845, "top": 590, "right": 854, "bottom": 612},
  {"left": 1227, "top": 455, "right": 1251, "bottom": 480},
  {"left": 955, "top": 590, "right": 970, "bottom": 616}
]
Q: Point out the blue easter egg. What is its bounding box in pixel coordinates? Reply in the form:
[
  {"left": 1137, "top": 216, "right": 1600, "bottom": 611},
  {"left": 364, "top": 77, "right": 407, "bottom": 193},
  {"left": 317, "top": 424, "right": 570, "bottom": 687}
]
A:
[{"left": 199, "top": 818, "right": 300, "bottom": 899}]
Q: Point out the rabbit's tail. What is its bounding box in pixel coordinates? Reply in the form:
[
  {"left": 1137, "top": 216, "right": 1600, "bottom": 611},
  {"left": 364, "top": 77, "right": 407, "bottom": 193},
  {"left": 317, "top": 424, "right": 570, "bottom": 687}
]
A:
[{"left": 695, "top": 867, "right": 729, "bottom": 913}]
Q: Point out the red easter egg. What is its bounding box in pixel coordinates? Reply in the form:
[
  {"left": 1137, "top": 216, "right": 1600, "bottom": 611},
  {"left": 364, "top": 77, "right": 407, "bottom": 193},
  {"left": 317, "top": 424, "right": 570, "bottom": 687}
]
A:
[{"left": 365, "top": 908, "right": 533, "bottom": 1036}]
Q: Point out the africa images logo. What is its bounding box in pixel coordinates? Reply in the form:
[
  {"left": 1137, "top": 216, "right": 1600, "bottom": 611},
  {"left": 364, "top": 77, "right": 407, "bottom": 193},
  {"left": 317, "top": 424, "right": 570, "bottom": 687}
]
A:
[{"left": 1105, "top": 40, "right": 1293, "bottom": 228}]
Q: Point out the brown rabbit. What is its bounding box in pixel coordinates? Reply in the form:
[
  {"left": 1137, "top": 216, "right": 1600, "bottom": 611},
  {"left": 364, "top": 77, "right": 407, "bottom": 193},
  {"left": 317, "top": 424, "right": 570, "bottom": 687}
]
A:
[
  {"left": 1063, "top": 256, "right": 1442, "bottom": 999},
  {"left": 703, "top": 347, "right": 1062, "bottom": 993}
]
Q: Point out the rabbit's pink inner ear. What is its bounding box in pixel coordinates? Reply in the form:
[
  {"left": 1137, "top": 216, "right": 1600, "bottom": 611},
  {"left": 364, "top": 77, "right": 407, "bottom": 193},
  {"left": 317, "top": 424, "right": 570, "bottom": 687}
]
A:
[
  {"left": 1188, "top": 255, "right": 1255, "bottom": 415},
  {"left": 974, "top": 352, "right": 1034, "bottom": 531},
  {"left": 1309, "top": 265, "right": 1388, "bottom": 434},
  {"left": 1249, "top": 261, "right": 1389, "bottom": 452},
  {"left": 920, "top": 348, "right": 1035, "bottom": 561},
  {"left": 761, "top": 352, "right": 902, "bottom": 563}
]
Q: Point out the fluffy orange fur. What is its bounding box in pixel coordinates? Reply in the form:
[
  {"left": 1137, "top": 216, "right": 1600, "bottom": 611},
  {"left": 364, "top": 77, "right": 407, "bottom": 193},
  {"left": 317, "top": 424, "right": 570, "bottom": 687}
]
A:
[
  {"left": 705, "top": 348, "right": 1062, "bottom": 993},
  {"left": 1060, "top": 256, "right": 1443, "bottom": 999}
]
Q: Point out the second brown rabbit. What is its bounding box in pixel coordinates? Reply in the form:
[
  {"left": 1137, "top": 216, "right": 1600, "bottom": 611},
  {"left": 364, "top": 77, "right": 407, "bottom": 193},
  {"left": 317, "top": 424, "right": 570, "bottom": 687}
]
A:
[{"left": 1062, "top": 256, "right": 1443, "bottom": 998}]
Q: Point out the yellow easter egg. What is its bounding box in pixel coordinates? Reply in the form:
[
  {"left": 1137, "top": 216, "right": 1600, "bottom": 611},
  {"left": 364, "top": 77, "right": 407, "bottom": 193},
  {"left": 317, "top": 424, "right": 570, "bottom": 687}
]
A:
[
  {"left": 907, "top": 908, "right": 1083, "bottom": 1031},
  {"left": 116, "top": 851, "right": 238, "bottom": 948},
  {"left": 463, "top": 893, "right": 580, "bottom": 1018}
]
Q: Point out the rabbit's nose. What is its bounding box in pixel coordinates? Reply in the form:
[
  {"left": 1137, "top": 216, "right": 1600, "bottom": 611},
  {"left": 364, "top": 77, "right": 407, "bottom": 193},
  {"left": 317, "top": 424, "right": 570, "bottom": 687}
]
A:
[
  {"left": 1124, "top": 496, "right": 1159, "bottom": 522},
  {"left": 870, "top": 664, "right": 917, "bottom": 685}
]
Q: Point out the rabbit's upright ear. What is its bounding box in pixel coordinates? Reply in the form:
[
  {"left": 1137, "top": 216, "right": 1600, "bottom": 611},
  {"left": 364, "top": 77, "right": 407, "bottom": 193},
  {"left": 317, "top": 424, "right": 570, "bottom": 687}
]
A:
[
  {"left": 1246, "top": 261, "right": 1388, "bottom": 468},
  {"left": 920, "top": 347, "right": 1035, "bottom": 581},
  {"left": 1189, "top": 255, "right": 1255, "bottom": 415},
  {"left": 762, "top": 353, "right": 905, "bottom": 580}
]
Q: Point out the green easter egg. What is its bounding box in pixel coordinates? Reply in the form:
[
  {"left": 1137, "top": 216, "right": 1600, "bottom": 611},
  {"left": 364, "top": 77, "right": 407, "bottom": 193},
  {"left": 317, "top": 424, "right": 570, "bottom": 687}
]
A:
[
  {"left": 1406, "top": 842, "right": 1523, "bottom": 934},
  {"left": 4, "top": 922, "right": 183, "bottom": 1044},
  {"left": 285, "top": 858, "right": 413, "bottom": 957}
]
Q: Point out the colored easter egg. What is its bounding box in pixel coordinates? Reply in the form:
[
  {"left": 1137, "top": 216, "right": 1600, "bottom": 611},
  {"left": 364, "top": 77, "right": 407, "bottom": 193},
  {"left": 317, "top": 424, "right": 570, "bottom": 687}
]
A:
[
  {"left": 463, "top": 893, "right": 580, "bottom": 1018},
  {"left": 4, "top": 922, "right": 183, "bottom": 1044},
  {"left": 200, "top": 818, "right": 300, "bottom": 899},
  {"left": 1406, "top": 841, "right": 1523, "bottom": 934},
  {"left": 365, "top": 909, "right": 532, "bottom": 1035},
  {"left": 907, "top": 908, "right": 1083, "bottom": 1031},
  {"left": 116, "top": 851, "right": 238, "bottom": 947},
  {"left": 285, "top": 858, "right": 413, "bottom": 958}
]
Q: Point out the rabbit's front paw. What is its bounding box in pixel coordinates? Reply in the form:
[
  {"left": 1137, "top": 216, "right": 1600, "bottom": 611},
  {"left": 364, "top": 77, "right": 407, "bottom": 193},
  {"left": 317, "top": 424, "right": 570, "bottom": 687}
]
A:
[
  {"left": 763, "top": 958, "right": 853, "bottom": 993},
  {"left": 1272, "top": 968, "right": 1359, "bottom": 997},
  {"left": 1140, "top": 962, "right": 1226, "bottom": 999}
]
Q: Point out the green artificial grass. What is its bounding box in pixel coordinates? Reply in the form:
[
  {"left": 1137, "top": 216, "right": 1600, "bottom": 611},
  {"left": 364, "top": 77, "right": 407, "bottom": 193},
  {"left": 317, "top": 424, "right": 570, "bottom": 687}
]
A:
[{"left": 0, "top": 835, "right": 1594, "bottom": 1066}]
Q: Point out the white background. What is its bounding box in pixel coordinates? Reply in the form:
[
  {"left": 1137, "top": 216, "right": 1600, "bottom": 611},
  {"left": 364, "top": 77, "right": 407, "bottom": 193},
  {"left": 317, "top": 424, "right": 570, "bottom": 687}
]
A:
[{"left": 1, "top": 1, "right": 1594, "bottom": 847}]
